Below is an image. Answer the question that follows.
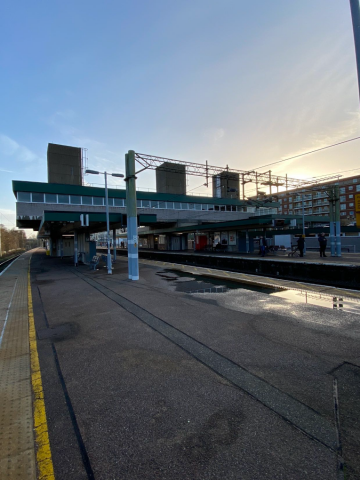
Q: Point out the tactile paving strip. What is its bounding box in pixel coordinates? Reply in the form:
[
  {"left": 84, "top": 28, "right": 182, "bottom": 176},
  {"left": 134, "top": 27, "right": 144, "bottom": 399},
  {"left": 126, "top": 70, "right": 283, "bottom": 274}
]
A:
[{"left": 0, "top": 254, "right": 36, "bottom": 479}]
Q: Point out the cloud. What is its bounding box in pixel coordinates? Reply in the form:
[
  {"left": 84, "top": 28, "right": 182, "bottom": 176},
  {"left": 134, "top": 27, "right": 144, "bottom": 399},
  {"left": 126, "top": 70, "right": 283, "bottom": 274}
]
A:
[
  {"left": 46, "top": 110, "right": 78, "bottom": 137},
  {"left": 72, "top": 137, "right": 105, "bottom": 150},
  {"left": 0, "top": 134, "right": 39, "bottom": 163},
  {"left": 308, "top": 111, "right": 360, "bottom": 149},
  {"left": 203, "top": 127, "right": 225, "bottom": 144}
]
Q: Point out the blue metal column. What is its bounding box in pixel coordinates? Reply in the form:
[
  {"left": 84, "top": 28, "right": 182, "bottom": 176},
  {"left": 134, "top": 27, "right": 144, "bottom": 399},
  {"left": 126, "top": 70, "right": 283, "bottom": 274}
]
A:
[
  {"left": 74, "top": 232, "right": 78, "bottom": 266},
  {"left": 335, "top": 185, "right": 341, "bottom": 256},
  {"left": 302, "top": 193, "right": 306, "bottom": 256},
  {"left": 113, "top": 229, "right": 117, "bottom": 263},
  {"left": 104, "top": 172, "right": 112, "bottom": 274},
  {"left": 125, "top": 150, "right": 139, "bottom": 281},
  {"left": 328, "top": 190, "right": 335, "bottom": 256}
]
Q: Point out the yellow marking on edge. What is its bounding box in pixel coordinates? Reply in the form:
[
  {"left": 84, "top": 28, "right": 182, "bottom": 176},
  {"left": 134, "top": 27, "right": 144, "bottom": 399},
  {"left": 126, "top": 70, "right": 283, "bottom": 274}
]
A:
[{"left": 28, "top": 260, "right": 55, "bottom": 480}]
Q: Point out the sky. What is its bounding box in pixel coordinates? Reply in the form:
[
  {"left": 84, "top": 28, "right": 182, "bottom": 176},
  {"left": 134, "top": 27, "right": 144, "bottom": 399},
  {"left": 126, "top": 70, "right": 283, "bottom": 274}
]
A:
[{"left": 1, "top": 0, "right": 360, "bottom": 234}]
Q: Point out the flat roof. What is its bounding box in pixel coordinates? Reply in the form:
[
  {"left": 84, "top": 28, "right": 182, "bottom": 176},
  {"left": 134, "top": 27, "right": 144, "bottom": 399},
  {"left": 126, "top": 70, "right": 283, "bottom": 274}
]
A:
[{"left": 12, "top": 180, "right": 279, "bottom": 207}]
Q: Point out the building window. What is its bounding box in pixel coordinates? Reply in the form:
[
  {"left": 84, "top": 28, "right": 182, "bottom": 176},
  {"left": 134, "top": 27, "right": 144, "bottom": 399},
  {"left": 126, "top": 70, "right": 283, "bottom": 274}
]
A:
[
  {"left": 18, "top": 191, "right": 31, "bottom": 202},
  {"left": 195, "top": 203, "right": 202, "bottom": 210},
  {"left": 349, "top": 186, "right": 353, "bottom": 191},
  {"left": 114, "top": 198, "right": 123, "bottom": 207},
  {"left": 353, "top": 179, "right": 358, "bottom": 183},
  {"left": 349, "top": 203, "right": 354, "bottom": 207},
  {"left": 137, "top": 200, "right": 142, "bottom": 208},
  {"left": 70, "top": 195, "right": 81, "bottom": 205},
  {"left": 32, "top": 192, "right": 44, "bottom": 203},
  {"left": 349, "top": 194, "right": 353, "bottom": 199},
  {"left": 142, "top": 200, "right": 150, "bottom": 208},
  {"left": 340, "top": 204, "right": 346, "bottom": 210},
  {"left": 341, "top": 212, "right": 346, "bottom": 216},
  {"left": 82, "top": 196, "right": 92, "bottom": 205},
  {"left": 340, "top": 187, "right": 345, "bottom": 194},
  {"left": 45, "top": 193, "right": 57, "bottom": 203},
  {"left": 166, "top": 202, "right": 174, "bottom": 209},
  {"left": 58, "top": 194, "right": 69, "bottom": 204},
  {"left": 340, "top": 196, "right": 346, "bottom": 202},
  {"left": 350, "top": 211, "right": 354, "bottom": 215},
  {"left": 93, "top": 197, "right": 104, "bottom": 206},
  {"left": 159, "top": 201, "right": 166, "bottom": 209},
  {"left": 356, "top": 185, "right": 360, "bottom": 192}
]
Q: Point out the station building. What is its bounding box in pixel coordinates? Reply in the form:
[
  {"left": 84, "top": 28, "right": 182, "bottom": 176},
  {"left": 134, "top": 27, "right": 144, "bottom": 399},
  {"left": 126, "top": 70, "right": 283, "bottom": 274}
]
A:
[{"left": 13, "top": 143, "right": 340, "bottom": 261}]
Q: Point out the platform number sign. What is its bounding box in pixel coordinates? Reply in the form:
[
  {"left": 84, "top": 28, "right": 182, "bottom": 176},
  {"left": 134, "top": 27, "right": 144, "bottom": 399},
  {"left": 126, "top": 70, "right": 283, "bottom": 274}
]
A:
[{"left": 356, "top": 194, "right": 360, "bottom": 228}]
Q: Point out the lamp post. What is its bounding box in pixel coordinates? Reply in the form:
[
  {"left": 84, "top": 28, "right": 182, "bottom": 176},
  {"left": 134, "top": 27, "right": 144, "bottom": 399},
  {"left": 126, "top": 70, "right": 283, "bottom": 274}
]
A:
[{"left": 86, "top": 169, "right": 124, "bottom": 274}]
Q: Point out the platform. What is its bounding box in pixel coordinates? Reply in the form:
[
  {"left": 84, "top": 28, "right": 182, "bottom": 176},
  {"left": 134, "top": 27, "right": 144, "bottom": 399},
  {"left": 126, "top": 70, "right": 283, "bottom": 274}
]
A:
[
  {"left": 2, "top": 248, "right": 360, "bottom": 479},
  {"left": 113, "top": 248, "right": 360, "bottom": 290},
  {"left": 0, "top": 252, "right": 36, "bottom": 479}
]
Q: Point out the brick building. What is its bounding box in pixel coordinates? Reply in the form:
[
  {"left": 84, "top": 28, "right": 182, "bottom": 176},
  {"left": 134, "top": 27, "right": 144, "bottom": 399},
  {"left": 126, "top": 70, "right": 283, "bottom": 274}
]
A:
[{"left": 276, "top": 175, "right": 360, "bottom": 220}]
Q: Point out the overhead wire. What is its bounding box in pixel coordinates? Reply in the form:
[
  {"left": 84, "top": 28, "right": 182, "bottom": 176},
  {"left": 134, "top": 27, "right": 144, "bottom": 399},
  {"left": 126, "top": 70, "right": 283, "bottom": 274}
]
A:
[
  {"left": 253, "top": 136, "right": 360, "bottom": 171},
  {"left": 0, "top": 212, "right": 16, "bottom": 228}
]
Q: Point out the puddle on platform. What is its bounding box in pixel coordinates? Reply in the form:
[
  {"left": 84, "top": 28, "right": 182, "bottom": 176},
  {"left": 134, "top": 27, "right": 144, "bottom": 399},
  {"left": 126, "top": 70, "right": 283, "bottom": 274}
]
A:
[
  {"left": 272, "top": 289, "right": 360, "bottom": 314},
  {"left": 156, "top": 269, "right": 360, "bottom": 315},
  {"left": 157, "top": 269, "right": 276, "bottom": 295}
]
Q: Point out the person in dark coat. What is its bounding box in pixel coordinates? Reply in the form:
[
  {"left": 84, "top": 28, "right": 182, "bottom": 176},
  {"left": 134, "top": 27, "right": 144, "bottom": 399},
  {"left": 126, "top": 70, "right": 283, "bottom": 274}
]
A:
[
  {"left": 297, "top": 235, "right": 305, "bottom": 257},
  {"left": 318, "top": 233, "right": 327, "bottom": 257},
  {"left": 260, "top": 236, "right": 268, "bottom": 257}
]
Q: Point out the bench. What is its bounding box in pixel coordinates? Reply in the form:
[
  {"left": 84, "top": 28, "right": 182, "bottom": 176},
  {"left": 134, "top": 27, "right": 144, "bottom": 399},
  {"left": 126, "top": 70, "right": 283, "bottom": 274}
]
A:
[
  {"left": 199, "top": 244, "right": 228, "bottom": 253},
  {"left": 90, "top": 256, "right": 100, "bottom": 270},
  {"left": 267, "top": 245, "right": 288, "bottom": 255}
]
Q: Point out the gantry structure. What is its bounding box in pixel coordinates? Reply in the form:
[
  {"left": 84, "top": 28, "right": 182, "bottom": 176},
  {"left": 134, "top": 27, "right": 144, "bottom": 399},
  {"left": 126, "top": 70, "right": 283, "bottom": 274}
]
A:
[{"left": 134, "top": 152, "right": 341, "bottom": 199}]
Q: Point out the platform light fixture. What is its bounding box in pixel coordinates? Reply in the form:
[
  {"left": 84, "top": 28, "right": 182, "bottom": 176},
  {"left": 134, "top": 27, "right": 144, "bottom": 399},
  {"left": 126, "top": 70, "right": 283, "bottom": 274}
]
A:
[{"left": 85, "top": 169, "right": 124, "bottom": 274}]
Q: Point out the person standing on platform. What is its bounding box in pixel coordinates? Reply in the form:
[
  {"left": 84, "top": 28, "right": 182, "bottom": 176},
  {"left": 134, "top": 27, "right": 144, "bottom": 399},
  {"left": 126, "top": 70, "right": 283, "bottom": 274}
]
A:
[
  {"left": 297, "top": 235, "right": 305, "bottom": 257},
  {"left": 260, "top": 236, "right": 267, "bottom": 257},
  {"left": 318, "top": 233, "right": 327, "bottom": 257}
]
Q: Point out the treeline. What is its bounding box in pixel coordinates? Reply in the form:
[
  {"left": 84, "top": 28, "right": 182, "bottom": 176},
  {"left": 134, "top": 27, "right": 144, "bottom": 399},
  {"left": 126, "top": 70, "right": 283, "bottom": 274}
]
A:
[{"left": 0, "top": 225, "right": 27, "bottom": 255}]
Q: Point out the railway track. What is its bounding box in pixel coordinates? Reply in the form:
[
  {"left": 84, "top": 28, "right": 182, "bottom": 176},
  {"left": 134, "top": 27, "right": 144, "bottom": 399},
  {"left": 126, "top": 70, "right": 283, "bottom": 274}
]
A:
[{"left": 0, "top": 254, "right": 21, "bottom": 274}]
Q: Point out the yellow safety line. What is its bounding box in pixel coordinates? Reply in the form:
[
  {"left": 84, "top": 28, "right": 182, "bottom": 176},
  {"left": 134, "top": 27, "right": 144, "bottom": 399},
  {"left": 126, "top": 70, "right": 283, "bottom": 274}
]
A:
[{"left": 28, "top": 261, "right": 55, "bottom": 480}]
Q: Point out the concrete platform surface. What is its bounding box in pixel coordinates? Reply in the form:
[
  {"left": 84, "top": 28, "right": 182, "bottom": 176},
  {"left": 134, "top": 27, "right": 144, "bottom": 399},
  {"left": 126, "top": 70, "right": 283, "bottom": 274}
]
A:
[
  {"left": 0, "top": 252, "right": 36, "bottom": 479},
  {"left": 29, "top": 249, "right": 360, "bottom": 479}
]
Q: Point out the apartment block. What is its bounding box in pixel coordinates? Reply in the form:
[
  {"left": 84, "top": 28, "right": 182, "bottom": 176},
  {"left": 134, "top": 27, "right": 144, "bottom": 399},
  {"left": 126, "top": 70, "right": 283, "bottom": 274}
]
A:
[{"left": 276, "top": 175, "right": 360, "bottom": 219}]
